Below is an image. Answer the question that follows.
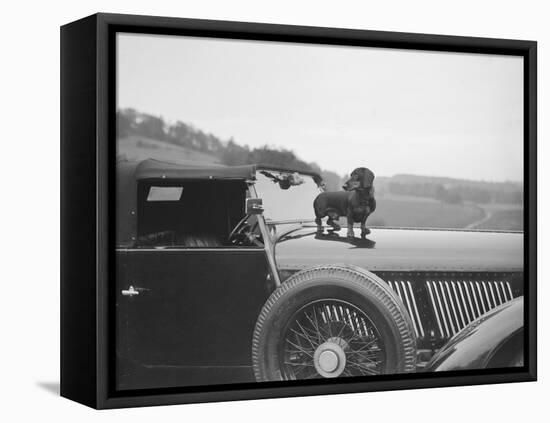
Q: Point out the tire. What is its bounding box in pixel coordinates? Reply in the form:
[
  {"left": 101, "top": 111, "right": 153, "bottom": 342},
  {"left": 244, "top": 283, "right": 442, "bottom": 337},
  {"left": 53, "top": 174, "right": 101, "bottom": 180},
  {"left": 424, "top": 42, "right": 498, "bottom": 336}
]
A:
[{"left": 252, "top": 265, "right": 417, "bottom": 381}]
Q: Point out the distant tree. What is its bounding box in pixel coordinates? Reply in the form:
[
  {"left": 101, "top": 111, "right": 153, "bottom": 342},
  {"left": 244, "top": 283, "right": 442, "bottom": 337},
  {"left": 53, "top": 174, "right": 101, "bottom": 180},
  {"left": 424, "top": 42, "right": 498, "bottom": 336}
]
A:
[
  {"left": 435, "top": 184, "right": 447, "bottom": 201},
  {"left": 117, "top": 108, "right": 138, "bottom": 137},
  {"left": 441, "top": 188, "right": 463, "bottom": 204},
  {"left": 221, "top": 139, "right": 250, "bottom": 166},
  {"left": 452, "top": 186, "right": 491, "bottom": 204},
  {"left": 494, "top": 189, "right": 523, "bottom": 204},
  {"left": 248, "top": 146, "right": 313, "bottom": 173},
  {"left": 134, "top": 114, "right": 166, "bottom": 141},
  {"left": 167, "top": 121, "right": 194, "bottom": 148}
]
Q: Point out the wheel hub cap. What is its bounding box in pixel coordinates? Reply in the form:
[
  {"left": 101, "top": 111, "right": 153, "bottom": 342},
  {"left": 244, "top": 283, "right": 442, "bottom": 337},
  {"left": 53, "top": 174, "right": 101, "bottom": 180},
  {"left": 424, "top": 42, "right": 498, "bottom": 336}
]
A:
[
  {"left": 313, "top": 338, "right": 347, "bottom": 378},
  {"left": 318, "top": 350, "right": 338, "bottom": 372}
]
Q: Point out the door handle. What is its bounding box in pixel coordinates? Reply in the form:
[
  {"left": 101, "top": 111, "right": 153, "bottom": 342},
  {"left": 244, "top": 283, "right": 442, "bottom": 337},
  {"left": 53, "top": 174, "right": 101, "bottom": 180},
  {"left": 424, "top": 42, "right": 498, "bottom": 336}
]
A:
[{"left": 121, "top": 285, "right": 140, "bottom": 297}]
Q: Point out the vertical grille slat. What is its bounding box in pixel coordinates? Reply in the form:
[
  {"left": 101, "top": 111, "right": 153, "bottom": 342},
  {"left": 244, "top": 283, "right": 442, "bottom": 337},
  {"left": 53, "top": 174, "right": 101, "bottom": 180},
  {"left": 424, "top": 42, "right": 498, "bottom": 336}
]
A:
[
  {"left": 406, "top": 281, "right": 425, "bottom": 338},
  {"left": 395, "top": 282, "right": 411, "bottom": 331},
  {"left": 506, "top": 282, "right": 514, "bottom": 301},
  {"left": 394, "top": 281, "right": 405, "bottom": 303},
  {"left": 489, "top": 282, "right": 501, "bottom": 307},
  {"left": 475, "top": 282, "right": 487, "bottom": 314},
  {"left": 469, "top": 281, "right": 481, "bottom": 318},
  {"left": 481, "top": 281, "right": 495, "bottom": 311},
  {"left": 435, "top": 281, "right": 451, "bottom": 338},
  {"left": 494, "top": 281, "right": 504, "bottom": 305},
  {"left": 438, "top": 281, "right": 457, "bottom": 335},
  {"left": 445, "top": 281, "right": 462, "bottom": 332},
  {"left": 426, "top": 281, "right": 446, "bottom": 339},
  {"left": 421, "top": 278, "right": 518, "bottom": 341},
  {"left": 432, "top": 281, "right": 451, "bottom": 338},
  {"left": 462, "top": 281, "right": 476, "bottom": 321},
  {"left": 499, "top": 281, "right": 509, "bottom": 302},
  {"left": 457, "top": 282, "right": 472, "bottom": 324},
  {"left": 451, "top": 282, "right": 467, "bottom": 328},
  {"left": 388, "top": 280, "right": 425, "bottom": 338}
]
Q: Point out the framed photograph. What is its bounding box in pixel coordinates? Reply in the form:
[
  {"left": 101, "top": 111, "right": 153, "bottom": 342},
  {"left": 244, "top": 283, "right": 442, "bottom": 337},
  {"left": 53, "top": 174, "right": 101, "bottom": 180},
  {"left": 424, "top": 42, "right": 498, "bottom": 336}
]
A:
[{"left": 60, "top": 13, "right": 537, "bottom": 409}]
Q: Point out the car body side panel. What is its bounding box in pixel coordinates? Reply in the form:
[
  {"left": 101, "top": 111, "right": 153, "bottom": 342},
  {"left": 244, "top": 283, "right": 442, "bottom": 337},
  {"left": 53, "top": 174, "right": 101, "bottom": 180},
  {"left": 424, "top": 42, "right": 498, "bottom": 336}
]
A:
[{"left": 116, "top": 248, "right": 269, "bottom": 390}]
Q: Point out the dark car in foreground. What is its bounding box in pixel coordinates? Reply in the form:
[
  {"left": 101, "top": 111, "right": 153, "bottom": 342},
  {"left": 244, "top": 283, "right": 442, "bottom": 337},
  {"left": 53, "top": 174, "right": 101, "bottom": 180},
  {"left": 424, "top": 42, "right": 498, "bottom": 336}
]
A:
[
  {"left": 115, "top": 159, "right": 524, "bottom": 390},
  {"left": 425, "top": 296, "right": 523, "bottom": 372}
]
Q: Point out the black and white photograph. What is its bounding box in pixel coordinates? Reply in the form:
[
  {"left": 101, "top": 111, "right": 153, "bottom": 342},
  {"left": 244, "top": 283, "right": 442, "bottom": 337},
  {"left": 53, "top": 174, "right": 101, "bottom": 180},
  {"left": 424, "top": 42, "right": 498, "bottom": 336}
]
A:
[
  {"left": 3, "top": 0, "right": 549, "bottom": 418},
  {"left": 115, "top": 31, "right": 526, "bottom": 390}
]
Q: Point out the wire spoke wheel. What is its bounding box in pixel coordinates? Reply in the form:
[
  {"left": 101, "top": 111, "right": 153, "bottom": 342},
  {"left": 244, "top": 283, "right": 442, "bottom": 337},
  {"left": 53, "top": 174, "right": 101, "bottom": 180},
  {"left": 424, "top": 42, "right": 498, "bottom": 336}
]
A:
[
  {"left": 252, "top": 266, "right": 416, "bottom": 382},
  {"left": 280, "top": 300, "right": 386, "bottom": 379}
]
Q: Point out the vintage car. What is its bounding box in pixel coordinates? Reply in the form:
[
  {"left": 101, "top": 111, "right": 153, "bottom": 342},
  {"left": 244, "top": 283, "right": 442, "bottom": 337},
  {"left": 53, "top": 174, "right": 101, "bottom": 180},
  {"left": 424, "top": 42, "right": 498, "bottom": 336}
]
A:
[{"left": 115, "top": 159, "right": 524, "bottom": 390}]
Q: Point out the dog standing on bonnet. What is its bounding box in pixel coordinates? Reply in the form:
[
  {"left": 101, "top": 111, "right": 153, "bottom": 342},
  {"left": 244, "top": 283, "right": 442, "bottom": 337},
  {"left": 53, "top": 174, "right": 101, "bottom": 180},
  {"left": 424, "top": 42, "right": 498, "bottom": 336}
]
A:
[{"left": 313, "top": 167, "right": 376, "bottom": 239}]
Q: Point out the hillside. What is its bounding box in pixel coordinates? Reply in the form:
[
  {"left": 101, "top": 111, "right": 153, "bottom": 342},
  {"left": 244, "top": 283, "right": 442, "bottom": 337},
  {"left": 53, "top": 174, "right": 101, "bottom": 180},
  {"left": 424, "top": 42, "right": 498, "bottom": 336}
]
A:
[
  {"left": 118, "top": 134, "right": 220, "bottom": 164},
  {"left": 117, "top": 108, "right": 342, "bottom": 190},
  {"left": 117, "top": 108, "right": 523, "bottom": 231}
]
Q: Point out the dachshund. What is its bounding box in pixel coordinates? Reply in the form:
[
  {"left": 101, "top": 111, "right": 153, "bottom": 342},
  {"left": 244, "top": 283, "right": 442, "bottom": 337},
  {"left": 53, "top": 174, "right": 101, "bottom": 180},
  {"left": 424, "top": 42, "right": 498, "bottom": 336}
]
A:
[{"left": 313, "top": 167, "right": 376, "bottom": 239}]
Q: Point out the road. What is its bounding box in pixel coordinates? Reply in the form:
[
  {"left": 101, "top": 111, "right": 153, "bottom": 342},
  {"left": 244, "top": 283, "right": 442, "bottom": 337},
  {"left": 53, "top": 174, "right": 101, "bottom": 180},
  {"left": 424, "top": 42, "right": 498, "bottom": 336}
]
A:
[{"left": 464, "top": 208, "right": 493, "bottom": 229}]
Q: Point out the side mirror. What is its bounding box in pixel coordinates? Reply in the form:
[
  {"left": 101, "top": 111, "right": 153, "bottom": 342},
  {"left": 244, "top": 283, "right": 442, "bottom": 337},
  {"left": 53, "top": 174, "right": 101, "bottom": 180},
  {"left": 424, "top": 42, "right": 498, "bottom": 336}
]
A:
[{"left": 246, "top": 198, "right": 264, "bottom": 215}]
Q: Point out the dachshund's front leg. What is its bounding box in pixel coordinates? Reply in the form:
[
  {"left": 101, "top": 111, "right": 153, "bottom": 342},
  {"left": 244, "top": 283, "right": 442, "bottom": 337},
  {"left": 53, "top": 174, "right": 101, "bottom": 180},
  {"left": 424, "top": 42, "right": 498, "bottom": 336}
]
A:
[
  {"left": 360, "top": 216, "right": 371, "bottom": 238},
  {"left": 360, "top": 206, "right": 372, "bottom": 238},
  {"left": 347, "top": 213, "right": 354, "bottom": 239}
]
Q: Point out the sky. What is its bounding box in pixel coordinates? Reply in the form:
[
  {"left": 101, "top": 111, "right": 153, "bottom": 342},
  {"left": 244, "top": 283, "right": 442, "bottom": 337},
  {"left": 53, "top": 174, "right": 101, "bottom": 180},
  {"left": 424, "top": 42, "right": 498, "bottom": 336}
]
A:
[{"left": 117, "top": 33, "right": 524, "bottom": 182}]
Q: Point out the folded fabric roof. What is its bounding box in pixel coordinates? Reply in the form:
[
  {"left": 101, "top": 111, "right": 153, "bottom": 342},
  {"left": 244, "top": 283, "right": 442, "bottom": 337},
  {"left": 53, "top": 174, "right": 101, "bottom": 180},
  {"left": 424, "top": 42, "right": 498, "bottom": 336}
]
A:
[{"left": 131, "top": 158, "right": 256, "bottom": 181}]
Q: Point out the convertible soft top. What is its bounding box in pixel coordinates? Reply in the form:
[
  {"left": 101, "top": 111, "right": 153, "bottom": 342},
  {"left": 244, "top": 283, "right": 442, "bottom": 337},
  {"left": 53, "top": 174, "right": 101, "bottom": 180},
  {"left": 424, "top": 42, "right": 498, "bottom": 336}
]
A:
[
  {"left": 116, "top": 159, "right": 323, "bottom": 246},
  {"left": 122, "top": 158, "right": 257, "bottom": 181},
  {"left": 116, "top": 159, "right": 257, "bottom": 246}
]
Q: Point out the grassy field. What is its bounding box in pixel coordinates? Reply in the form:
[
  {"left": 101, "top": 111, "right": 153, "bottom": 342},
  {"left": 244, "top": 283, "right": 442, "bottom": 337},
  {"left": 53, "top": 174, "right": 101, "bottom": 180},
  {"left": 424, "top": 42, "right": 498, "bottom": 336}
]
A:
[
  {"left": 471, "top": 208, "right": 524, "bottom": 231},
  {"left": 117, "top": 135, "right": 219, "bottom": 164},
  {"left": 365, "top": 194, "right": 485, "bottom": 229},
  {"left": 358, "top": 194, "right": 523, "bottom": 231},
  {"left": 117, "top": 138, "right": 523, "bottom": 232}
]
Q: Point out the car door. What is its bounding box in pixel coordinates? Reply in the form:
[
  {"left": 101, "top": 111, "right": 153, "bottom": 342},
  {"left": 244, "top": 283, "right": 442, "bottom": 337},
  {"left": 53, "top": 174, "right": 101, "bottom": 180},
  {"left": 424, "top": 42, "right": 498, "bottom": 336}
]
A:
[{"left": 116, "top": 247, "right": 270, "bottom": 390}]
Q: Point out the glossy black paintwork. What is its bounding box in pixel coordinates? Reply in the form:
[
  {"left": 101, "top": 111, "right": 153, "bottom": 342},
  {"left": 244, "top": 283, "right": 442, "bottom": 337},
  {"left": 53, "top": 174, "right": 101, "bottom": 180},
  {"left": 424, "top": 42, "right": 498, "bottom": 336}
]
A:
[
  {"left": 116, "top": 248, "right": 269, "bottom": 390},
  {"left": 424, "top": 297, "right": 523, "bottom": 371},
  {"left": 115, "top": 164, "right": 525, "bottom": 390},
  {"left": 275, "top": 226, "right": 523, "bottom": 272}
]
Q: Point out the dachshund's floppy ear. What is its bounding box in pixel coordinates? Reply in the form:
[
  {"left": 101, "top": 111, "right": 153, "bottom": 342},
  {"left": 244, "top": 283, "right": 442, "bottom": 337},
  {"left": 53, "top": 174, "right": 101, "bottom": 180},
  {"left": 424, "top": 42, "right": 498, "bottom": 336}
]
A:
[
  {"left": 348, "top": 168, "right": 359, "bottom": 180},
  {"left": 363, "top": 168, "right": 375, "bottom": 188}
]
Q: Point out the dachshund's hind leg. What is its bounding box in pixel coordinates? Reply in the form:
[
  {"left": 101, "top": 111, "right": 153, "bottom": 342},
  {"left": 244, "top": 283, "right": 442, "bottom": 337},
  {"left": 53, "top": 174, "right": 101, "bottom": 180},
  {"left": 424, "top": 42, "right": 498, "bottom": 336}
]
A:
[
  {"left": 347, "top": 214, "right": 355, "bottom": 239},
  {"left": 315, "top": 216, "right": 324, "bottom": 235},
  {"left": 327, "top": 211, "right": 341, "bottom": 232}
]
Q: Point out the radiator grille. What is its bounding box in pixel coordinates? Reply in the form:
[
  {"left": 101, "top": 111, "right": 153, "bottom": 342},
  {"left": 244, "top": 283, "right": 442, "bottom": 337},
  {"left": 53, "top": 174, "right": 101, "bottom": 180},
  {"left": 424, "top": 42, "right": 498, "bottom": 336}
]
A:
[
  {"left": 425, "top": 280, "right": 515, "bottom": 338},
  {"left": 387, "top": 279, "right": 517, "bottom": 340},
  {"left": 387, "top": 280, "right": 425, "bottom": 338}
]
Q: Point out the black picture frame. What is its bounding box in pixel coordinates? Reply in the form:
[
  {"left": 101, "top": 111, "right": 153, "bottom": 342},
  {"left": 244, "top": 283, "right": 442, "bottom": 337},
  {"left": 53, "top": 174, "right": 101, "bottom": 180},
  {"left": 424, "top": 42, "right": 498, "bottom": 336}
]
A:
[{"left": 60, "top": 12, "right": 537, "bottom": 409}]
